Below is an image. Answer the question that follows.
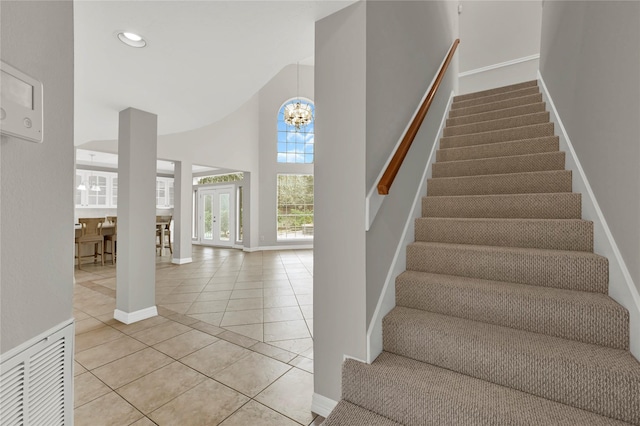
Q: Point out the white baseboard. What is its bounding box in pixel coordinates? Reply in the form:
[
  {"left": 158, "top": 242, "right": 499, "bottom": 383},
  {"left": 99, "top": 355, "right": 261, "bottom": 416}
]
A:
[
  {"left": 311, "top": 393, "right": 338, "bottom": 418},
  {"left": 366, "top": 91, "right": 454, "bottom": 363},
  {"left": 538, "top": 71, "right": 640, "bottom": 359},
  {"left": 459, "top": 53, "right": 540, "bottom": 78},
  {"left": 114, "top": 306, "right": 158, "bottom": 325},
  {"left": 171, "top": 257, "right": 192, "bottom": 265},
  {"left": 243, "top": 244, "right": 313, "bottom": 252}
]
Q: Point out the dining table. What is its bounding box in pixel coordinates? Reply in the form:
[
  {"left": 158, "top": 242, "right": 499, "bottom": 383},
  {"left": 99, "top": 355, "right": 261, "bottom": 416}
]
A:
[{"left": 74, "top": 219, "right": 171, "bottom": 256}]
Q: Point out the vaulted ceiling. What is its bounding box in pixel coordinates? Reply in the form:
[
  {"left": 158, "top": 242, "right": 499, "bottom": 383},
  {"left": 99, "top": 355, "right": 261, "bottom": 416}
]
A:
[{"left": 74, "top": 1, "right": 354, "bottom": 146}]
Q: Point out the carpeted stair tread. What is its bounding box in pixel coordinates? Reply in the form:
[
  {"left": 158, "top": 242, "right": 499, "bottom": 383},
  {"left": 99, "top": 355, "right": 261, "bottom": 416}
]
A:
[
  {"left": 322, "top": 401, "right": 402, "bottom": 426},
  {"left": 432, "top": 151, "right": 565, "bottom": 178},
  {"left": 446, "top": 102, "right": 546, "bottom": 127},
  {"left": 453, "top": 80, "right": 538, "bottom": 103},
  {"left": 448, "top": 93, "right": 543, "bottom": 118},
  {"left": 427, "top": 169, "right": 572, "bottom": 196},
  {"left": 440, "top": 122, "right": 555, "bottom": 149},
  {"left": 422, "top": 192, "right": 582, "bottom": 219},
  {"left": 415, "top": 217, "right": 592, "bottom": 251},
  {"left": 436, "top": 136, "right": 559, "bottom": 162},
  {"left": 383, "top": 307, "right": 640, "bottom": 424},
  {"left": 406, "top": 241, "right": 608, "bottom": 293},
  {"left": 444, "top": 111, "right": 550, "bottom": 137},
  {"left": 451, "top": 86, "right": 541, "bottom": 110},
  {"left": 341, "top": 353, "right": 631, "bottom": 426},
  {"left": 395, "top": 270, "right": 628, "bottom": 349}
]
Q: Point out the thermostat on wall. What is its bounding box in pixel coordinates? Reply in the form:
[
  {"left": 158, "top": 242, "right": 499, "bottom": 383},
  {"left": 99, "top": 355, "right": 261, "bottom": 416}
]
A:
[{"left": 0, "top": 60, "right": 43, "bottom": 143}]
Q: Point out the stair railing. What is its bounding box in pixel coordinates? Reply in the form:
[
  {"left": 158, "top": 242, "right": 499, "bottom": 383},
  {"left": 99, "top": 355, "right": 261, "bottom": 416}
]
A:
[{"left": 377, "top": 39, "right": 459, "bottom": 195}]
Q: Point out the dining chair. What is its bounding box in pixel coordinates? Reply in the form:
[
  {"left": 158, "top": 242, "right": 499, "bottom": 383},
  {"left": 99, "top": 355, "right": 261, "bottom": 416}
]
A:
[
  {"left": 104, "top": 216, "right": 117, "bottom": 264},
  {"left": 76, "top": 218, "right": 105, "bottom": 270},
  {"left": 156, "top": 215, "right": 173, "bottom": 255}
]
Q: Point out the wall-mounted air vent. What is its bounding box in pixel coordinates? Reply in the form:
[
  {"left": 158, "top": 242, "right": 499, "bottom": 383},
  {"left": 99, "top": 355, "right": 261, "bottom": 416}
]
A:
[{"left": 0, "top": 320, "right": 74, "bottom": 425}]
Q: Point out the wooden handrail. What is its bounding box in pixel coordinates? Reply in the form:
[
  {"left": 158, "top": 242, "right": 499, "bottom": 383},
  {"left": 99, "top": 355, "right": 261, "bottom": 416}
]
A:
[{"left": 377, "top": 39, "right": 459, "bottom": 195}]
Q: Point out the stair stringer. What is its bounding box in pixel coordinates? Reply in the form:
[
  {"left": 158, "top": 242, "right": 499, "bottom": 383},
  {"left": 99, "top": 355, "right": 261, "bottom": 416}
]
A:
[
  {"left": 365, "top": 91, "right": 454, "bottom": 363},
  {"left": 538, "top": 71, "right": 640, "bottom": 359}
]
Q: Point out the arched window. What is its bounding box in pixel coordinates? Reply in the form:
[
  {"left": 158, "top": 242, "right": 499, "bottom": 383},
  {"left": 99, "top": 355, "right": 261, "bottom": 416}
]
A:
[{"left": 277, "top": 98, "right": 314, "bottom": 164}]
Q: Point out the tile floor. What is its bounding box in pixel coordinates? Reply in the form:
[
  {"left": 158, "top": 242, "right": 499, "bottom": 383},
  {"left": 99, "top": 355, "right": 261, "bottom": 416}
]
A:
[{"left": 73, "top": 246, "right": 323, "bottom": 425}]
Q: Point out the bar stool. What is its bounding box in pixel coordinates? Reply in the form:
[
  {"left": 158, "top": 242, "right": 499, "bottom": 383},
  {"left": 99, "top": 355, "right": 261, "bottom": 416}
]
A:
[
  {"left": 156, "top": 215, "right": 172, "bottom": 255},
  {"left": 76, "top": 218, "right": 105, "bottom": 270},
  {"left": 104, "top": 216, "right": 117, "bottom": 264}
]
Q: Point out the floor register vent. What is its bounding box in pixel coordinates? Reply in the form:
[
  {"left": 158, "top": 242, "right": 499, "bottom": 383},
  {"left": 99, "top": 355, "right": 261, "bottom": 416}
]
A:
[{"left": 0, "top": 320, "right": 74, "bottom": 425}]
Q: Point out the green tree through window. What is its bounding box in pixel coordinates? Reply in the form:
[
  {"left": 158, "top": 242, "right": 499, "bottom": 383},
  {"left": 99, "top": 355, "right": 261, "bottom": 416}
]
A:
[{"left": 277, "top": 174, "right": 313, "bottom": 240}]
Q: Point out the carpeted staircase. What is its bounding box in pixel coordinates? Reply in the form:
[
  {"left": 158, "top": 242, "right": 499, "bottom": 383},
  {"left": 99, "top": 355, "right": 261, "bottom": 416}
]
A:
[{"left": 323, "top": 80, "right": 640, "bottom": 425}]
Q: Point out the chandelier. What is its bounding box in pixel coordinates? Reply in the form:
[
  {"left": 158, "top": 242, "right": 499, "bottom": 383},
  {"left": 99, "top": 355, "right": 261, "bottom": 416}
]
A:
[
  {"left": 284, "top": 101, "right": 313, "bottom": 129},
  {"left": 283, "top": 62, "right": 313, "bottom": 129}
]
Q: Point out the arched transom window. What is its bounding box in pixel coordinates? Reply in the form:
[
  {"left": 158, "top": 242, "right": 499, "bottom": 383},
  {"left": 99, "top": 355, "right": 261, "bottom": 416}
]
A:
[{"left": 277, "top": 98, "right": 315, "bottom": 164}]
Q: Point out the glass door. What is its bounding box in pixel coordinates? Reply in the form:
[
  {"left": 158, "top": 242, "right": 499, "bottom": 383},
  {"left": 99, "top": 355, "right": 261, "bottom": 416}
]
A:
[{"left": 199, "top": 186, "right": 234, "bottom": 247}]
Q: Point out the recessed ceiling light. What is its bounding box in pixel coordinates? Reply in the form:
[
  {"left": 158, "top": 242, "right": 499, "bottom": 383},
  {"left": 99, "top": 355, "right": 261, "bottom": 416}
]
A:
[{"left": 117, "top": 31, "right": 147, "bottom": 48}]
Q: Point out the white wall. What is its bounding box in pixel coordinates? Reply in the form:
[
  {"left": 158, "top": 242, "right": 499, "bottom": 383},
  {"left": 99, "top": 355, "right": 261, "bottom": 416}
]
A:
[
  {"left": 258, "top": 64, "right": 314, "bottom": 248},
  {"left": 1, "top": 1, "right": 75, "bottom": 353},
  {"left": 315, "top": 1, "right": 368, "bottom": 402},
  {"left": 459, "top": 0, "right": 542, "bottom": 94},
  {"left": 539, "top": 1, "right": 640, "bottom": 293}
]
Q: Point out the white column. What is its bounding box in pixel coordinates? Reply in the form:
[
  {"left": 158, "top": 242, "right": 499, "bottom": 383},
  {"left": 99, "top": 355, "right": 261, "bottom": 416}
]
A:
[
  {"left": 172, "top": 160, "right": 193, "bottom": 264},
  {"left": 114, "top": 108, "right": 158, "bottom": 324}
]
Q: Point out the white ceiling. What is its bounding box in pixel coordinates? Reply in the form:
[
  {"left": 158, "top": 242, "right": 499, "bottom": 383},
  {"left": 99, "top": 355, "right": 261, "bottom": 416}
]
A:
[{"left": 74, "top": 0, "right": 354, "bottom": 146}]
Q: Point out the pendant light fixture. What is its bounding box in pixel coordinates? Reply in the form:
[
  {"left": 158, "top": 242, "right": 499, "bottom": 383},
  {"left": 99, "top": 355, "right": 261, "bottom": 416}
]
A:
[
  {"left": 283, "top": 62, "right": 313, "bottom": 130},
  {"left": 89, "top": 154, "right": 101, "bottom": 192}
]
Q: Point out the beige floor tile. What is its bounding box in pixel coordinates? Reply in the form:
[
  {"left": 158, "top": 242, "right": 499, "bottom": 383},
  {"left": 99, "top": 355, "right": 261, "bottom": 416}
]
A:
[
  {"left": 221, "top": 309, "right": 264, "bottom": 326},
  {"left": 131, "top": 320, "right": 191, "bottom": 345},
  {"left": 223, "top": 324, "right": 264, "bottom": 341},
  {"left": 153, "top": 329, "right": 218, "bottom": 359},
  {"left": 74, "top": 391, "right": 143, "bottom": 426},
  {"left": 264, "top": 295, "right": 298, "bottom": 308},
  {"left": 158, "top": 302, "right": 192, "bottom": 314},
  {"left": 196, "top": 290, "right": 232, "bottom": 301},
  {"left": 188, "top": 312, "right": 225, "bottom": 326},
  {"left": 230, "top": 289, "right": 263, "bottom": 299},
  {"left": 187, "top": 300, "right": 229, "bottom": 314},
  {"left": 264, "top": 320, "right": 310, "bottom": 342},
  {"left": 269, "top": 338, "right": 313, "bottom": 355},
  {"left": 262, "top": 280, "right": 292, "bottom": 288},
  {"left": 75, "top": 326, "right": 124, "bottom": 353},
  {"left": 255, "top": 367, "right": 315, "bottom": 425},
  {"left": 226, "top": 297, "right": 263, "bottom": 311},
  {"left": 180, "top": 277, "right": 211, "bottom": 286},
  {"left": 190, "top": 321, "right": 226, "bottom": 336},
  {"left": 307, "top": 319, "right": 314, "bottom": 337},
  {"left": 149, "top": 379, "right": 248, "bottom": 425},
  {"left": 264, "top": 306, "right": 304, "bottom": 322},
  {"left": 74, "top": 372, "right": 111, "bottom": 407},
  {"left": 296, "top": 294, "right": 313, "bottom": 305},
  {"left": 110, "top": 315, "right": 168, "bottom": 335},
  {"left": 263, "top": 287, "right": 295, "bottom": 297},
  {"left": 74, "top": 361, "right": 87, "bottom": 376},
  {"left": 219, "top": 400, "right": 300, "bottom": 426},
  {"left": 92, "top": 347, "right": 173, "bottom": 389},
  {"left": 249, "top": 342, "right": 297, "bottom": 363},
  {"left": 166, "top": 312, "right": 200, "bottom": 325},
  {"left": 181, "top": 340, "right": 252, "bottom": 376},
  {"left": 213, "top": 352, "right": 291, "bottom": 397},
  {"left": 73, "top": 309, "right": 91, "bottom": 321},
  {"left": 130, "top": 417, "right": 157, "bottom": 426},
  {"left": 118, "top": 362, "right": 206, "bottom": 414},
  {"left": 289, "top": 355, "right": 314, "bottom": 373},
  {"left": 157, "top": 292, "right": 200, "bottom": 304},
  {"left": 300, "top": 346, "right": 314, "bottom": 359},
  {"left": 171, "top": 284, "right": 207, "bottom": 294},
  {"left": 300, "top": 304, "right": 313, "bottom": 320},
  {"left": 233, "top": 279, "right": 264, "bottom": 287},
  {"left": 75, "top": 335, "right": 147, "bottom": 370},
  {"left": 204, "top": 282, "right": 236, "bottom": 291},
  {"left": 309, "top": 415, "right": 325, "bottom": 425},
  {"left": 75, "top": 317, "right": 107, "bottom": 335}
]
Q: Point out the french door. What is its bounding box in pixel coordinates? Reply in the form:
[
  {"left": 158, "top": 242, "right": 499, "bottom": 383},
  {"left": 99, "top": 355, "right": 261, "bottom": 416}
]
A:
[{"left": 199, "top": 187, "right": 235, "bottom": 247}]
